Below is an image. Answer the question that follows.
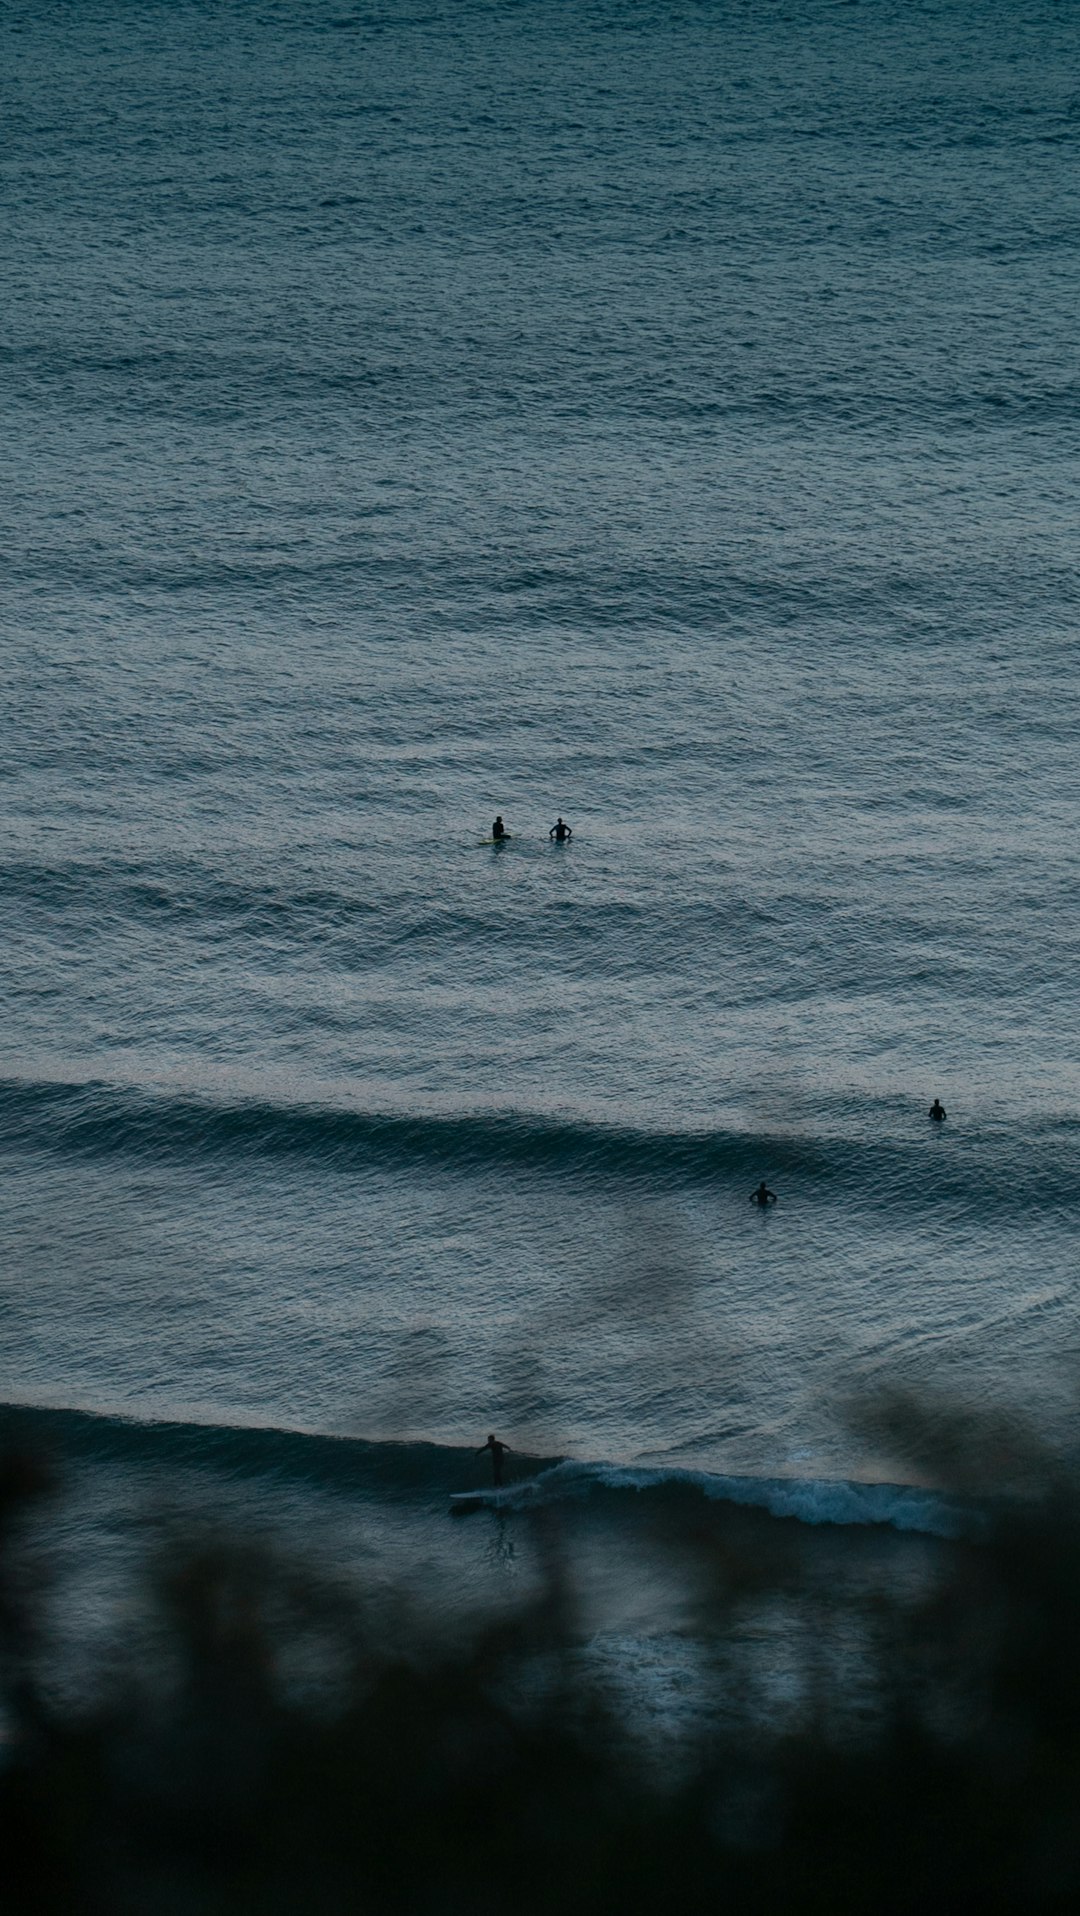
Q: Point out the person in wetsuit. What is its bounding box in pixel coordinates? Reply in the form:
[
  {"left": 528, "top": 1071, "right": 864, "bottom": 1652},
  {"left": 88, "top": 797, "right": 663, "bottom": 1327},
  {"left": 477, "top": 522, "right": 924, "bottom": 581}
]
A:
[
  {"left": 492, "top": 816, "right": 509, "bottom": 841},
  {"left": 749, "top": 1181, "right": 777, "bottom": 1207},
  {"left": 929, "top": 1098, "right": 946, "bottom": 1121},
  {"left": 477, "top": 1434, "right": 513, "bottom": 1486},
  {"left": 549, "top": 817, "right": 572, "bottom": 842}
]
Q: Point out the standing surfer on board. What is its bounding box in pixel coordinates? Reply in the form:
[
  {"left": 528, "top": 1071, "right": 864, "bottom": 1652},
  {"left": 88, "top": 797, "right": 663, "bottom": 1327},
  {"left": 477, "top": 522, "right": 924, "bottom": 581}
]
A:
[{"left": 477, "top": 1433, "right": 513, "bottom": 1486}]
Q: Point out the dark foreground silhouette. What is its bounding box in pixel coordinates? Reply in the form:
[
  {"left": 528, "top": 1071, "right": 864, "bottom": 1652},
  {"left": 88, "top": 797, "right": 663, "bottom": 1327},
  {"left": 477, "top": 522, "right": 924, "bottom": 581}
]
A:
[{"left": 2, "top": 1403, "right": 1080, "bottom": 1914}]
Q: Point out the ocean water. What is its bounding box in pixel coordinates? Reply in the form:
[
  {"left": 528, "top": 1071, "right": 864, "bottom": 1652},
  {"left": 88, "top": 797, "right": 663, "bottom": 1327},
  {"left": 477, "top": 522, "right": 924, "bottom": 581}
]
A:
[{"left": 2, "top": 0, "right": 1079, "bottom": 1649}]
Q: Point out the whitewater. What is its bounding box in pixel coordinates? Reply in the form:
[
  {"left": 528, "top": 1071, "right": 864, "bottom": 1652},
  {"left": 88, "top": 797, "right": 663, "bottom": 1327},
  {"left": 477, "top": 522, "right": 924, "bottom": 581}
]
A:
[{"left": 2, "top": 0, "right": 1079, "bottom": 1646}]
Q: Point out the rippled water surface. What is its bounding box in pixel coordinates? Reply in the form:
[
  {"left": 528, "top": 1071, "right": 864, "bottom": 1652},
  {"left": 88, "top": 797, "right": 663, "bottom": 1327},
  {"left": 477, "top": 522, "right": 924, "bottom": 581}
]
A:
[{"left": 3, "top": 0, "right": 1079, "bottom": 1520}]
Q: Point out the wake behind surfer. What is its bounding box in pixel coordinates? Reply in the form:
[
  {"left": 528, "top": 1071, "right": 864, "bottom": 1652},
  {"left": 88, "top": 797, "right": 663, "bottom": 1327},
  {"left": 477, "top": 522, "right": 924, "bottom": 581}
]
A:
[
  {"left": 477, "top": 1433, "right": 513, "bottom": 1487},
  {"left": 549, "top": 817, "right": 572, "bottom": 842},
  {"left": 750, "top": 1181, "right": 777, "bottom": 1207}
]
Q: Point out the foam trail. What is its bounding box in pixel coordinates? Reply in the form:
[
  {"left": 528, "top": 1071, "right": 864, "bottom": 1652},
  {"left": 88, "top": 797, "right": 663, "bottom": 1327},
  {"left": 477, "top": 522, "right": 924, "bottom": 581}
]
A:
[{"left": 454, "top": 1461, "right": 978, "bottom": 1539}]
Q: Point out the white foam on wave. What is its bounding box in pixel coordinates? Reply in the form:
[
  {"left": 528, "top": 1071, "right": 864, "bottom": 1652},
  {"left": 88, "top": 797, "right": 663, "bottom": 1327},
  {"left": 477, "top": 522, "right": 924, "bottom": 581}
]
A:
[{"left": 473, "top": 1460, "right": 977, "bottom": 1540}]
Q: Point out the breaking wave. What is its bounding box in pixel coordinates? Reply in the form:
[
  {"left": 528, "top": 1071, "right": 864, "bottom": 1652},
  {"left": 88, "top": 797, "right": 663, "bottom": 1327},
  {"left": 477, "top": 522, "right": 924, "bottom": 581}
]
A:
[{"left": 0, "top": 1402, "right": 977, "bottom": 1540}]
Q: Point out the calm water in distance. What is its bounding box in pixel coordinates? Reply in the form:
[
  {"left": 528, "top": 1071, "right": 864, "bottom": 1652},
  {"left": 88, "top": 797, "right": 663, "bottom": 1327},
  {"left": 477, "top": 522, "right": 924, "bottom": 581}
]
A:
[{"left": 2, "top": 2, "right": 1079, "bottom": 1565}]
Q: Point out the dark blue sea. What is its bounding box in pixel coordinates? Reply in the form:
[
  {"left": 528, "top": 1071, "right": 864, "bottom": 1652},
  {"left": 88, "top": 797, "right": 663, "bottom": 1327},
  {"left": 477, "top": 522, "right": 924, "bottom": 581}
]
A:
[{"left": 2, "top": 0, "right": 1079, "bottom": 1691}]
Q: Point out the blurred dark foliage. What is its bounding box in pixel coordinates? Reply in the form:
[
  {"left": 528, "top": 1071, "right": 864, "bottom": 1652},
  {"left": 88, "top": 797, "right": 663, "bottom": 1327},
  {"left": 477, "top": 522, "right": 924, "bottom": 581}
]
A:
[{"left": 4, "top": 1416, "right": 1080, "bottom": 1914}]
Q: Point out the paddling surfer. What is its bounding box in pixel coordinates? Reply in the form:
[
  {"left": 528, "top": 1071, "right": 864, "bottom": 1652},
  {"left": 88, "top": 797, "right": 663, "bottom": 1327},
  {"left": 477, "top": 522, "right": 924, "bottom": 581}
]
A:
[{"left": 477, "top": 1433, "right": 513, "bottom": 1486}]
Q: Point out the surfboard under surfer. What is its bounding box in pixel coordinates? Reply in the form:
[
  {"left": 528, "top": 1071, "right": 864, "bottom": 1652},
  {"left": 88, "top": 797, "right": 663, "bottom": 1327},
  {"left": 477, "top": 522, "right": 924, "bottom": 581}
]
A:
[{"left": 477, "top": 1433, "right": 513, "bottom": 1486}]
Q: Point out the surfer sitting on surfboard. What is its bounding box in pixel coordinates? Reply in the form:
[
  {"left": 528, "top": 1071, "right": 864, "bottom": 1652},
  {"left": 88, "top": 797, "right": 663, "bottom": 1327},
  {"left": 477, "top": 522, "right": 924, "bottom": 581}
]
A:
[
  {"left": 549, "top": 817, "right": 572, "bottom": 841},
  {"left": 492, "top": 816, "right": 510, "bottom": 841},
  {"left": 477, "top": 1433, "right": 513, "bottom": 1486}
]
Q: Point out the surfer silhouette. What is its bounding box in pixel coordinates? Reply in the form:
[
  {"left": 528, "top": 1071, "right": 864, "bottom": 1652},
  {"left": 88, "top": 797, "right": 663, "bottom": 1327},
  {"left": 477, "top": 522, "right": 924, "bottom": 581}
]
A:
[
  {"left": 749, "top": 1181, "right": 777, "bottom": 1207},
  {"left": 929, "top": 1098, "right": 946, "bottom": 1121},
  {"left": 549, "top": 817, "right": 572, "bottom": 841},
  {"left": 492, "top": 816, "right": 509, "bottom": 841},
  {"left": 477, "top": 1433, "right": 513, "bottom": 1486}
]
